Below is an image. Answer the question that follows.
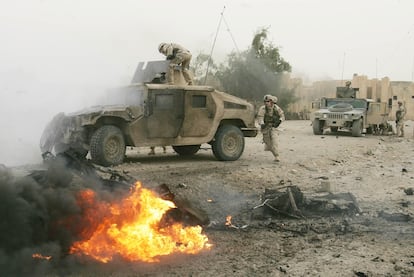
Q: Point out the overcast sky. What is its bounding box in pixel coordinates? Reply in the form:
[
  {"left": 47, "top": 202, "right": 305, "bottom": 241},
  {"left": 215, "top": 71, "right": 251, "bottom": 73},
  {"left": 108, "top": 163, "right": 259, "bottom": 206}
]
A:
[{"left": 1, "top": 0, "right": 413, "bottom": 166}]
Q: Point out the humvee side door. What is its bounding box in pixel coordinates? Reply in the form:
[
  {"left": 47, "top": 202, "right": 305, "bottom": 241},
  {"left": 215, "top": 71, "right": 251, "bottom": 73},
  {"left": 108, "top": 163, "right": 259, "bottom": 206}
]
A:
[
  {"left": 146, "top": 89, "right": 184, "bottom": 138},
  {"left": 179, "top": 90, "right": 216, "bottom": 137}
]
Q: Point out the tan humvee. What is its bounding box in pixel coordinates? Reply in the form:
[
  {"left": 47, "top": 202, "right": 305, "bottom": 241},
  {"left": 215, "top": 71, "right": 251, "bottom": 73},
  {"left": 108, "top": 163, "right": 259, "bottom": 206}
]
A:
[
  {"left": 40, "top": 61, "right": 258, "bottom": 166},
  {"left": 311, "top": 86, "right": 391, "bottom": 137}
]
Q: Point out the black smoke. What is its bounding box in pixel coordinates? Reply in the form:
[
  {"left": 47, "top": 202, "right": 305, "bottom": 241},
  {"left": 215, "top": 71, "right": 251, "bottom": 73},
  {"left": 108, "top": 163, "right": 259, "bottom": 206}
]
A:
[{"left": 0, "top": 156, "right": 130, "bottom": 276}]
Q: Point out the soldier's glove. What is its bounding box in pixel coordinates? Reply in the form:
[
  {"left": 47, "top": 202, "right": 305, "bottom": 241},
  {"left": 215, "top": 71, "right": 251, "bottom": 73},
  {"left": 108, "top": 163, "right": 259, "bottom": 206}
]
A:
[
  {"left": 273, "top": 120, "right": 281, "bottom": 128},
  {"left": 166, "top": 55, "right": 175, "bottom": 60}
]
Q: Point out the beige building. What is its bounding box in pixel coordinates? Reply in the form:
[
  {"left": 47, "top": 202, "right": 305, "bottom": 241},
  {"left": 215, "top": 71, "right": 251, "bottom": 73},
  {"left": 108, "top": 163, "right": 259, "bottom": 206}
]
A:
[{"left": 288, "top": 74, "right": 414, "bottom": 121}]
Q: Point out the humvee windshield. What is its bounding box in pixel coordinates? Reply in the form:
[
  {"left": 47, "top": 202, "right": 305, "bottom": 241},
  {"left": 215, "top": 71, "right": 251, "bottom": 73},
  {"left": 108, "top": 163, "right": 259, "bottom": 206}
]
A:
[{"left": 325, "top": 99, "right": 367, "bottom": 109}]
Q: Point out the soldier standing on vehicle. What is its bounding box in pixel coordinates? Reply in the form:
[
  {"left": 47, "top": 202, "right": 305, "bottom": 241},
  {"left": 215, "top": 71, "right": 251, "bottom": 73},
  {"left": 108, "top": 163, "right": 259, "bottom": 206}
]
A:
[
  {"left": 396, "top": 100, "right": 406, "bottom": 137},
  {"left": 257, "top": 95, "right": 285, "bottom": 162},
  {"left": 343, "top": 81, "right": 354, "bottom": 98},
  {"left": 158, "top": 42, "right": 193, "bottom": 85}
]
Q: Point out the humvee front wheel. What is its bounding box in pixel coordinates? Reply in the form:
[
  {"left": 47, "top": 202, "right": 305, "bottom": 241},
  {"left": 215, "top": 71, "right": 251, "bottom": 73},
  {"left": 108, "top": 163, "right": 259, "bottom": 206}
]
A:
[
  {"left": 212, "top": 125, "right": 244, "bottom": 161},
  {"left": 312, "top": 119, "right": 323, "bottom": 135},
  {"left": 90, "top": 125, "right": 125, "bottom": 166},
  {"left": 352, "top": 118, "right": 363, "bottom": 137},
  {"left": 172, "top": 145, "right": 201, "bottom": 156}
]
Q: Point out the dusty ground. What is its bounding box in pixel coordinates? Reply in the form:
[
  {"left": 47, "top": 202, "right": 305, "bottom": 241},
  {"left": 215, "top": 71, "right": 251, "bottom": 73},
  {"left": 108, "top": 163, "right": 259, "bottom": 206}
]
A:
[
  {"left": 84, "top": 120, "right": 414, "bottom": 277},
  {"left": 7, "top": 120, "right": 414, "bottom": 276}
]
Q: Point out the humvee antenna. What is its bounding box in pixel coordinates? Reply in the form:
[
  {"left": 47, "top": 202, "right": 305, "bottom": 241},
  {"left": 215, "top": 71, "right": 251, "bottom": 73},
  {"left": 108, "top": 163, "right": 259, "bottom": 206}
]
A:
[
  {"left": 222, "top": 14, "right": 239, "bottom": 53},
  {"left": 204, "top": 6, "right": 225, "bottom": 85},
  {"left": 341, "top": 52, "right": 346, "bottom": 84}
]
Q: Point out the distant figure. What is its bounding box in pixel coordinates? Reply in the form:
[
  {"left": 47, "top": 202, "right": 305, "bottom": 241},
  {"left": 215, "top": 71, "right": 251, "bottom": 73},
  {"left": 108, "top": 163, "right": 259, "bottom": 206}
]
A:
[
  {"left": 148, "top": 146, "right": 167, "bottom": 155},
  {"left": 344, "top": 81, "right": 354, "bottom": 98},
  {"left": 257, "top": 95, "right": 285, "bottom": 162},
  {"left": 395, "top": 100, "right": 406, "bottom": 137},
  {"left": 158, "top": 42, "right": 193, "bottom": 85}
]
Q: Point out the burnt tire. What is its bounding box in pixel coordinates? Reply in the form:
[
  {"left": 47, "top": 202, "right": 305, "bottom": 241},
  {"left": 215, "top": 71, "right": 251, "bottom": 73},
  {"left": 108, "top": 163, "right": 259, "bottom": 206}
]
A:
[
  {"left": 312, "top": 119, "right": 323, "bottom": 135},
  {"left": 352, "top": 118, "right": 363, "bottom": 137},
  {"left": 212, "top": 125, "right": 244, "bottom": 161},
  {"left": 90, "top": 125, "right": 125, "bottom": 166},
  {"left": 172, "top": 145, "right": 201, "bottom": 156}
]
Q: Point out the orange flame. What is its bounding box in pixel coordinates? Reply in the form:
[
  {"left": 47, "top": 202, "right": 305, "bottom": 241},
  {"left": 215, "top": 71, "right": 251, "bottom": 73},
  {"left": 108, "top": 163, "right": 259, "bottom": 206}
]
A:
[
  {"left": 32, "top": 253, "right": 52, "bottom": 260},
  {"left": 69, "top": 181, "right": 211, "bottom": 263},
  {"left": 225, "top": 215, "right": 232, "bottom": 226}
]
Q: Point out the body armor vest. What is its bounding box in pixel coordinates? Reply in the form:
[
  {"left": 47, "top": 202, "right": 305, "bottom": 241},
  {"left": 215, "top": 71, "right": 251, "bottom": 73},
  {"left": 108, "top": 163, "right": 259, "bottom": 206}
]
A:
[{"left": 264, "top": 107, "right": 280, "bottom": 125}]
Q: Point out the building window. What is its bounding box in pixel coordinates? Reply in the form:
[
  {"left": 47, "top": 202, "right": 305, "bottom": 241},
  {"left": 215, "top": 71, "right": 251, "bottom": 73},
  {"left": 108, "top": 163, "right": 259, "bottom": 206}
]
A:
[
  {"left": 393, "top": 96, "right": 397, "bottom": 100},
  {"left": 367, "top": 87, "right": 372, "bottom": 99}
]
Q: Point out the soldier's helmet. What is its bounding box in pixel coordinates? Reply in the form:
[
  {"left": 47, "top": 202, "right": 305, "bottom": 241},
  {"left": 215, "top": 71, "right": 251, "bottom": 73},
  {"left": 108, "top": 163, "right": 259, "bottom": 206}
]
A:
[
  {"left": 263, "top": 94, "right": 273, "bottom": 102},
  {"left": 345, "top": 81, "right": 351, "bottom": 86},
  {"left": 271, "top": 96, "right": 278, "bottom": 103},
  {"left": 158, "top": 43, "right": 167, "bottom": 53}
]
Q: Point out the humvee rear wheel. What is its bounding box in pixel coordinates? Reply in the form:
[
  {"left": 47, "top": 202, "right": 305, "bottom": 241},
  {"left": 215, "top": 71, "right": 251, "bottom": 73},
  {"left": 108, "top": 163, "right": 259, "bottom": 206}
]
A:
[
  {"left": 90, "top": 125, "right": 125, "bottom": 166},
  {"left": 212, "top": 125, "right": 244, "bottom": 161},
  {"left": 312, "top": 119, "right": 323, "bottom": 135},
  {"left": 330, "top": 127, "right": 338, "bottom": 133},
  {"left": 172, "top": 145, "right": 201, "bottom": 156},
  {"left": 352, "top": 118, "right": 363, "bottom": 137}
]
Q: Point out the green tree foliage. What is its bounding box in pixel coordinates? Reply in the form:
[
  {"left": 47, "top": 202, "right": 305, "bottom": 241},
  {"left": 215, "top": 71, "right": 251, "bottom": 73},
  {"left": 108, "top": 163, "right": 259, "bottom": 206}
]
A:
[
  {"left": 191, "top": 52, "right": 219, "bottom": 86},
  {"left": 194, "top": 27, "right": 297, "bottom": 111}
]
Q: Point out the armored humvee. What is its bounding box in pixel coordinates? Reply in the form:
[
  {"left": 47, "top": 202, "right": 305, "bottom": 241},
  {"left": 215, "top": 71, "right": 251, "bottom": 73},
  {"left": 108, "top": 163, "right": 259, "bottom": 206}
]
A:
[
  {"left": 311, "top": 86, "right": 390, "bottom": 137},
  {"left": 40, "top": 61, "right": 258, "bottom": 166}
]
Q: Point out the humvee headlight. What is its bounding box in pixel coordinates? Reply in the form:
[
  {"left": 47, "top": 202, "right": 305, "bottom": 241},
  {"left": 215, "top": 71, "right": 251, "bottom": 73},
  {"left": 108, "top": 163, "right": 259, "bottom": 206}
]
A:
[
  {"left": 344, "top": 114, "right": 349, "bottom": 119},
  {"left": 323, "top": 114, "right": 328, "bottom": 118}
]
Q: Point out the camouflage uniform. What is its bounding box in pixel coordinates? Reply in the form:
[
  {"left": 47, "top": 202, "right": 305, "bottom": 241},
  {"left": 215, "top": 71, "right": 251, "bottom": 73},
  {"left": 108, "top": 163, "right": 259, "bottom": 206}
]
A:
[
  {"left": 396, "top": 101, "right": 406, "bottom": 137},
  {"left": 158, "top": 43, "right": 193, "bottom": 85},
  {"left": 342, "top": 81, "right": 355, "bottom": 98},
  {"left": 257, "top": 95, "right": 285, "bottom": 162}
]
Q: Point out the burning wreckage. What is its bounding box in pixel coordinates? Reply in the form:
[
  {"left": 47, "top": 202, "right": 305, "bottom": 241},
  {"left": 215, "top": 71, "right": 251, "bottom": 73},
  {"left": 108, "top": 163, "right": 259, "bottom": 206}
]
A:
[{"left": 0, "top": 156, "right": 212, "bottom": 274}]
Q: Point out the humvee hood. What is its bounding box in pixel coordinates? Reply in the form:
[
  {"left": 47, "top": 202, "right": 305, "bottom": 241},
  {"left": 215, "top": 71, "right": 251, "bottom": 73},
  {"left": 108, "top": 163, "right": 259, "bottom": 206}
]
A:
[{"left": 68, "top": 105, "right": 133, "bottom": 116}]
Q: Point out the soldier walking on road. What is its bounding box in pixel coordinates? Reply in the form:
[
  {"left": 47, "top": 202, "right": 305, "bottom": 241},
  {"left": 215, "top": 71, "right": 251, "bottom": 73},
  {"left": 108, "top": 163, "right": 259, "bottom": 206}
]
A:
[
  {"left": 158, "top": 42, "right": 193, "bottom": 85},
  {"left": 257, "top": 95, "right": 285, "bottom": 162},
  {"left": 396, "top": 100, "right": 406, "bottom": 137}
]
